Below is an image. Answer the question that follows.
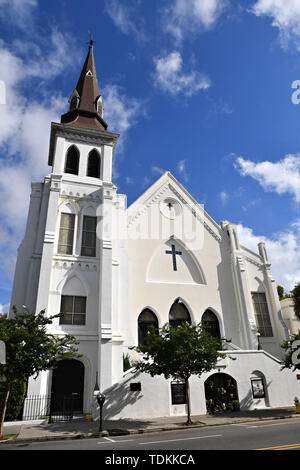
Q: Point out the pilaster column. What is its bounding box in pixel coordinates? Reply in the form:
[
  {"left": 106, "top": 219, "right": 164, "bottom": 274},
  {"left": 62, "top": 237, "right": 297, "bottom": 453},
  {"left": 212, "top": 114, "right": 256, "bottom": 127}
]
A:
[
  {"left": 97, "top": 183, "right": 114, "bottom": 391},
  {"left": 35, "top": 175, "right": 61, "bottom": 315},
  {"left": 258, "top": 242, "right": 289, "bottom": 341},
  {"left": 226, "top": 223, "right": 256, "bottom": 350}
]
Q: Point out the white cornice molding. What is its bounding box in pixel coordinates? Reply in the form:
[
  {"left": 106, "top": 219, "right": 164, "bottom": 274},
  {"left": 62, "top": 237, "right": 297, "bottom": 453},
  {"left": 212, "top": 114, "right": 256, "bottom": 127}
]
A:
[
  {"left": 127, "top": 176, "right": 222, "bottom": 244},
  {"left": 48, "top": 121, "right": 120, "bottom": 165}
]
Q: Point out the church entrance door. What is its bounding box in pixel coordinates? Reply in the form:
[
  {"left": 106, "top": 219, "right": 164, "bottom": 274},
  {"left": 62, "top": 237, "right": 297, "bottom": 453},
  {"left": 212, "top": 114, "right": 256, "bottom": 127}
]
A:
[
  {"left": 204, "top": 373, "right": 239, "bottom": 414},
  {"left": 51, "top": 359, "right": 84, "bottom": 413}
]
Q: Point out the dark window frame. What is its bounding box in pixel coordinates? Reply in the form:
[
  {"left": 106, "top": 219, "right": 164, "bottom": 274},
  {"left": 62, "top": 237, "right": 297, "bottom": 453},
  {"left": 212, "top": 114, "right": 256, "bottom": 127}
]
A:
[
  {"left": 87, "top": 149, "right": 101, "bottom": 178},
  {"left": 59, "top": 295, "right": 87, "bottom": 326},
  {"left": 202, "top": 310, "right": 221, "bottom": 339},
  {"left": 251, "top": 292, "right": 273, "bottom": 337},
  {"left": 169, "top": 300, "right": 191, "bottom": 329},
  {"left": 65, "top": 146, "right": 79, "bottom": 175},
  {"left": 138, "top": 309, "right": 159, "bottom": 346},
  {"left": 81, "top": 215, "right": 97, "bottom": 257},
  {"left": 58, "top": 212, "right": 75, "bottom": 255}
]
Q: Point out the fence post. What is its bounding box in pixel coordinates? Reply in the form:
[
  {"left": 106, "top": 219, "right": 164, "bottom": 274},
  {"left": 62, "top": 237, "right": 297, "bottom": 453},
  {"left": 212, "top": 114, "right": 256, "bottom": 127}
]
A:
[{"left": 48, "top": 393, "right": 53, "bottom": 424}]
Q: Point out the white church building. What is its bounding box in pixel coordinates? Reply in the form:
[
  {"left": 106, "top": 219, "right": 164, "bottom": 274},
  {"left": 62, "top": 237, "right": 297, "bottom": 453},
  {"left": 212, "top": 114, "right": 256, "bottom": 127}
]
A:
[{"left": 10, "top": 42, "right": 300, "bottom": 420}]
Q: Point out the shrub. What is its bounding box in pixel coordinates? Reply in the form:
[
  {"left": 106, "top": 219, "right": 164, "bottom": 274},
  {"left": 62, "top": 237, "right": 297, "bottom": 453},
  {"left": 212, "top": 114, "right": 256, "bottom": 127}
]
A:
[{"left": 0, "top": 378, "right": 27, "bottom": 421}]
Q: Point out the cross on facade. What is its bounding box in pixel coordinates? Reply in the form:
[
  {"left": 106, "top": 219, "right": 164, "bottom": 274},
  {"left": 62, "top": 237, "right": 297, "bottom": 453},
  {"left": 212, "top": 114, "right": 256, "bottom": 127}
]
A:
[{"left": 165, "top": 244, "right": 182, "bottom": 271}]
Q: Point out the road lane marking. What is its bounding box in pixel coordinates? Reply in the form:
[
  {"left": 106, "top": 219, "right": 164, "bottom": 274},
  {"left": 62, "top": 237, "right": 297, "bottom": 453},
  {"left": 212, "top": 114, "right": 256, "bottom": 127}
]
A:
[
  {"left": 256, "top": 443, "right": 300, "bottom": 450},
  {"left": 257, "top": 420, "right": 300, "bottom": 428},
  {"left": 98, "top": 439, "right": 134, "bottom": 444},
  {"left": 104, "top": 437, "right": 115, "bottom": 442},
  {"left": 139, "top": 434, "right": 222, "bottom": 445}
]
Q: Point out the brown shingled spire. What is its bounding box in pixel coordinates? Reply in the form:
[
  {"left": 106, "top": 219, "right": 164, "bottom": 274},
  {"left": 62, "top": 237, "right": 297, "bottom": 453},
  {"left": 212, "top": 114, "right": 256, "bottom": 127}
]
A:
[{"left": 60, "top": 39, "right": 108, "bottom": 131}]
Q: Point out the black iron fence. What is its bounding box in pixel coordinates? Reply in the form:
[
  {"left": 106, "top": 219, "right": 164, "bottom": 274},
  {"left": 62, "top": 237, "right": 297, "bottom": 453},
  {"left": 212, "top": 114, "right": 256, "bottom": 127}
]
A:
[{"left": 22, "top": 394, "right": 79, "bottom": 423}]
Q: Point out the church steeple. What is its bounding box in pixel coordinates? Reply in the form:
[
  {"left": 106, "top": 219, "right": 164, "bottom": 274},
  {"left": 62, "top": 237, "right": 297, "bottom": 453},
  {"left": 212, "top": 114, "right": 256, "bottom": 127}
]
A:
[{"left": 60, "top": 39, "right": 108, "bottom": 131}]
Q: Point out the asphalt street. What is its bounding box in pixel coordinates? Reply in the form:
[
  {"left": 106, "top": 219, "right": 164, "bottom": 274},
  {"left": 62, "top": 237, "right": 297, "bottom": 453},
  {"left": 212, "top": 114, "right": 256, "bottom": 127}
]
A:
[{"left": 2, "top": 417, "right": 300, "bottom": 451}]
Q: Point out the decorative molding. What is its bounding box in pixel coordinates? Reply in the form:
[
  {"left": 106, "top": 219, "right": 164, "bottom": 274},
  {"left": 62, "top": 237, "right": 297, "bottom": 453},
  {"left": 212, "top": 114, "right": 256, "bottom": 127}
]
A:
[
  {"left": 169, "top": 184, "right": 221, "bottom": 243},
  {"left": 127, "top": 183, "right": 170, "bottom": 227},
  {"left": 44, "top": 232, "right": 55, "bottom": 244},
  {"left": 53, "top": 260, "right": 98, "bottom": 271},
  {"left": 50, "top": 175, "right": 62, "bottom": 192},
  {"left": 101, "top": 323, "right": 112, "bottom": 339},
  {"left": 102, "top": 240, "right": 112, "bottom": 250},
  {"left": 236, "top": 255, "right": 245, "bottom": 272},
  {"left": 60, "top": 191, "right": 101, "bottom": 202},
  {"left": 112, "top": 332, "right": 124, "bottom": 343},
  {"left": 103, "top": 189, "right": 113, "bottom": 200},
  {"left": 57, "top": 130, "right": 115, "bottom": 148},
  {"left": 244, "top": 256, "right": 263, "bottom": 269},
  {"left": 127, "top": 181, "right": 221, "bottom": 243}
]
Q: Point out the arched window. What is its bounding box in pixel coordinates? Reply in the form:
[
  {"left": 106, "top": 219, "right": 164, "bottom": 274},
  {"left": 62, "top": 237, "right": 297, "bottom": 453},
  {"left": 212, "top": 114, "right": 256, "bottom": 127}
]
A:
[
  {"left": 169, "top": 300, "right": 191, "bottom": 329},
  {"left": 138, "top": 309, "right": 158, "bottom": 346},
  {"left": 87, "top": 149, "right": 100, "bottom": 178},
  {"left": 65, "top": 145, "right": 79, "bottom": 175},
  {"left": 202, "top": 310, "right": 221, "bottom": 339}
]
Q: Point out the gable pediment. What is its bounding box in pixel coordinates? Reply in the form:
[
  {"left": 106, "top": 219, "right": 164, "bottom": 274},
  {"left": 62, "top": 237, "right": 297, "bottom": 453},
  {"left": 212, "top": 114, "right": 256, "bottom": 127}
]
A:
[{"left": 127, "top": 172, "right": 222, "bottom": 245}]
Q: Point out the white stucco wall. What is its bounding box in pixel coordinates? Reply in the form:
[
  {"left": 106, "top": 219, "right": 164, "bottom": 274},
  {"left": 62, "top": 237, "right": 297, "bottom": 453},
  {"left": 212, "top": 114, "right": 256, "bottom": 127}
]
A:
[{"left": 97, "top": 350, "right": 299, "bottom": 420}]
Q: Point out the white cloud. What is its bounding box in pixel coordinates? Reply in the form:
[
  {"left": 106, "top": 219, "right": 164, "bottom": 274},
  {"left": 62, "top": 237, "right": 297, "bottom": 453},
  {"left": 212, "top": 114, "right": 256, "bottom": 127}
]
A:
[
  {"left": 0, "top": 302, "right": 10, "bottom": 315},
  {"left": 164, "top": 0, "right": 228, "bottom": 42},
  {"left": 235, "top": 154, "right": 300, "bottom": 202},
  {"left": 251, "top": 0, "right": 300, "bottom": 50},
  {"left": 0, "top": 0, "right": 37, "bottom": 30},
  {"left": 237, "top": 221, "right": 300, "bottom": 292},
  {"left": 219, "top": 191, "right": 229, "bottom": 206},
  {"left": 177, "top": 159, "right": 189, "bottom": 182},
  {"left": 103, "top": 84, "right": 143, "bottom": 150},
  {"left": 102, "top": 84, "right": 144, "bottom": 178},
  {"left": 241, "top": 198, "right": 261, "bottom": 212},
  {"left": 152, "top": 166, "right": 165, "bottom": 176},
  {"left": 104, "top": 0, "right": 145, "bottom": 41},
  {"left": 154, "top": 51, "right": 211, "bottom": 97},
  {"left": 0, "top": 29, "right": 78, "bottom": 282},
  {"left": 142, "top": 176, "right": 150, "bottom": 188},
  {"left": 125, "top": 176, "right": 133, "bottom": 184}
]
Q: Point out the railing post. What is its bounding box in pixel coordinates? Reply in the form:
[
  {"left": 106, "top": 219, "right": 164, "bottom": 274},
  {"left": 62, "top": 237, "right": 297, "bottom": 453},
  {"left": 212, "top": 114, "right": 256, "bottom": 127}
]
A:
[{"left": 48, "top": 393, "right": 53, "bottom": 424}]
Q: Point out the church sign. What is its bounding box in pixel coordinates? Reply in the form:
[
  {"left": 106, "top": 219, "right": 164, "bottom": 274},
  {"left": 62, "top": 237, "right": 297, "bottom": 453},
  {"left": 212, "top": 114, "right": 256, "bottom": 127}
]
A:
[
  {"left": 251, "top": 378, "right": 265, "bottom": 399},
  {"left": 171, "top": 381, "right": 187, "bottom": 405}
]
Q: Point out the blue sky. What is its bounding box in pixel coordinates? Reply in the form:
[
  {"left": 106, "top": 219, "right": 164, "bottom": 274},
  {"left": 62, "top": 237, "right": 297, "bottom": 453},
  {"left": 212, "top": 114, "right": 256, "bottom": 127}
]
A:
[{"left": 0, "top": 0, "right": 299, "bottom": 312}]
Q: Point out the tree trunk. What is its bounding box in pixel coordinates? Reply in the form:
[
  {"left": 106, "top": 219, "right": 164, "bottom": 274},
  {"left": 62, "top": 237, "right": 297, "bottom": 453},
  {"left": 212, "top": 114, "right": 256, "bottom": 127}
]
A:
[
  {"left": 0, "top": 381, "right": 11, "bottom": 440},
  {"left": 185, "top": 378, "right": 192, "bottom": 425}
]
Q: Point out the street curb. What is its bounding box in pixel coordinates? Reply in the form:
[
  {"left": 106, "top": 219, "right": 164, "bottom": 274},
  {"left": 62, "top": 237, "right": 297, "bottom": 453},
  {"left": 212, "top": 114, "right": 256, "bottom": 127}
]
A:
[{"left": 1, "top": 413, "right": 299, "bottom": 445}]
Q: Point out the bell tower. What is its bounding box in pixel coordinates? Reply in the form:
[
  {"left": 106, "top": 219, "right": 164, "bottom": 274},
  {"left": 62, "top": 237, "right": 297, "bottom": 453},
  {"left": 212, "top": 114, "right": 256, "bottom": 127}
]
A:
[{"left": 10, "top": 40, "right": 131, "bottom": 410}]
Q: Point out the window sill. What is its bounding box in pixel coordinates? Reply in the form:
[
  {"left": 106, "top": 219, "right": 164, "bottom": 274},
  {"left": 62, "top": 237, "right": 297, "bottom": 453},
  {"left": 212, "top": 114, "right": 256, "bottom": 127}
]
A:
[{"left": 53, "top": 254, "right": 99, "bottom": 262}]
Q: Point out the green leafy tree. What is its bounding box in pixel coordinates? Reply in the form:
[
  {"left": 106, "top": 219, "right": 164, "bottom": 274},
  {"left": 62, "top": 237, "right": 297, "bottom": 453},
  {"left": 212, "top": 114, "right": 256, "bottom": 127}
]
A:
[
  {"left": 291, "top": 283, "right": 300, "bottom": 319},
  {"left": 0, "top": 306, "right": 80, "bottom": 439},
  {"left": 123, "top": 353, "right": 132, "bottom": 372},
  {"left": 132, "top": 322, "right": 227, "bottom": 425},
  {"left": 277, "top": 285, "right": 284, "bottom": 301}
]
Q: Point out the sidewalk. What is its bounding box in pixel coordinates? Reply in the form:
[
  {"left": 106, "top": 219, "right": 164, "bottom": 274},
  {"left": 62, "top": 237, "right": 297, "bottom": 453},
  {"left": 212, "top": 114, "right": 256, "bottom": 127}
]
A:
[{"left": 2, "top": 406, "right": 300, "bottom": 444}]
